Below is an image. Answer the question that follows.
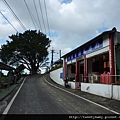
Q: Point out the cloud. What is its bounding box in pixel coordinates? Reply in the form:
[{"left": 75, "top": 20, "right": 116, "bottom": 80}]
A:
[
  {"left": 47, "top": 0, "right": 120, "bottom": 55},
  {"left": 0, "top": 0, "right": 120, "bottom": 62}
]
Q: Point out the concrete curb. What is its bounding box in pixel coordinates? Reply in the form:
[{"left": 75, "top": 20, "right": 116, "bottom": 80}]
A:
[
  {"left": 44, "top": 74, "right": 120, "bottom": 114},
  {"left": 0, "top": 85, "right": 18, "bottom": 102}
]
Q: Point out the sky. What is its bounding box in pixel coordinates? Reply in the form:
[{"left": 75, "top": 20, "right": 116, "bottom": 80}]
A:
[{"left": 0, "top": 0, "right": 120, "bottom": 66}]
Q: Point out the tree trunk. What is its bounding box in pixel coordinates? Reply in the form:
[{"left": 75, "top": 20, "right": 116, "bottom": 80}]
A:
[
  {"left": 31, "top": 66, "right": 38, "bottom": 74},
  {"left": 31, "top": 68, "right": 36, "bottom": 74}
]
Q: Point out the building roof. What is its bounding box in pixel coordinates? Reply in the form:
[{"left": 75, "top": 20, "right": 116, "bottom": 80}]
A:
[
  {"left": 61, "top": 27, "right": 117, "bottom": 58},
  {"left": 0, "top": 62, "right": 15, "bottom": 71}
]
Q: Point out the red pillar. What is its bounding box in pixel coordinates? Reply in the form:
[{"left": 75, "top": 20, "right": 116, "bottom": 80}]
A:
[
  {"left": 64, "top": 58, "right": 67, "bottom": 79},
  {"left": 109, "top": 34, "right": 115, "bottom": 83},
  {"left": 76, "top": 58, "right": 79, "bottom": 82},
  {"left": 84, "top": 55, "right": 87, "bottom": 83}
]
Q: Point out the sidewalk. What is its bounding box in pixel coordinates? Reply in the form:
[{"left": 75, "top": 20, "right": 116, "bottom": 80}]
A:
[
  {"left": 0, "top": 77, "right": 24, "bottom": 102},
  {"left": 45, "top": 74, "right": 120, "bottom": 114}
]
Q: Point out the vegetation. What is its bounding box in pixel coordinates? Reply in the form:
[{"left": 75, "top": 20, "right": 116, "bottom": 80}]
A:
[
  {"left": 0, "top": 30, "right": 51, "bottom": 74},
  {"left": 50, "top": 64, "right": 63, "bottom": 71},
  {"left": 117, "top": 78, "right": 120, "bottom": 82},
  {"left": 1, "top": 76, "right": 7, "bottom": 82}
]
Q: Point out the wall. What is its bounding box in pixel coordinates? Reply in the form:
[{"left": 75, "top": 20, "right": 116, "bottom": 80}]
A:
[
  {"left": 50, "top": 68, "right": 120, "bottom": 100},
  {"left": 103, "top": 35, "right": 109, "bottom": 47},
  {"left": 113, "top": 85, "right": 120, "bottom": 100},
  {"left": 81, "top": 83, "right": 112, "bottom": 98},
  {"left": 81, "top": 83, "right": 120, "bottom": 101},
  {"left": 50, "top": 67, "right": 64, "bottom": 86},
  {"left": 50, "top": 67, "right": 79, "bottom": 89}
]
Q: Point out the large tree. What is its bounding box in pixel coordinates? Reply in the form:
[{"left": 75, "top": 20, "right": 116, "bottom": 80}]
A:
[{"left": 0, "top": 30, "right": 51, "bottom": 74}]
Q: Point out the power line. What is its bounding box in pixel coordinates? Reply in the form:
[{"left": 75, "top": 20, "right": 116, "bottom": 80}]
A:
[
  {"left": 38, "top": 0, "right": 46, "bottom": 34},
  {"left": 24, "top": 0, "right": 36, "bottom": 29},
  {"left": 43, "top": 0, "right": 50, "bottom": 37},
  {"left": 0, "top": 11, "right": 18, "bottom": 32},
  {"left": 33, "top": 0, "right": 42, "bottom": 31},
  {"left": 24, "top": 0, "right": 40, "bottom": 30},
  {"left": 1, "top": 0, "right": 50, "bottom": 35},
  {"left": 2, "top": 0, "right": 27, "bottom": 31}
]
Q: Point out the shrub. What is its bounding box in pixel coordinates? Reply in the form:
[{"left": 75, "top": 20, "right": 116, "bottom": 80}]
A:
[
  {"left": 50, "top": 64, "right": 63, "bottom": 71},
  {"left": 1, "top": 76, "right": 8, "bottom": 82}
]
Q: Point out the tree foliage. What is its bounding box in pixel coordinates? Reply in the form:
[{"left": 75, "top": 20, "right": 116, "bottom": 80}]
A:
[
  {"left": 1, "top": 30, "right": 51, "bottom": 74},
  {"left": 16, "top": 64, "right": 26, "bottom": 74}
]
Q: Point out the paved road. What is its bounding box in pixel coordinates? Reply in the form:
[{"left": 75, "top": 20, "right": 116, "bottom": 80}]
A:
[{"left": 2, "top": 74, "right": 116, "bottom": 115}]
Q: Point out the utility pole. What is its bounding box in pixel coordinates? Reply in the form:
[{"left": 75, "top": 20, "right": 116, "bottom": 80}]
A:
[
  {"left": 59, "top": 50, "right": 61, "bottom": 60},
  {"left": 50, "top": 47, "right": 55, "bottom": 67},
  {"left": 50, "top": 48, "right": 62, "bottom": 68}
]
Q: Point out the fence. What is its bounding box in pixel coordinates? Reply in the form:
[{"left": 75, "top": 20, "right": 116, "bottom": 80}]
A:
[{"left": 82, "top": 74, "right": 120, "bottom": 84}]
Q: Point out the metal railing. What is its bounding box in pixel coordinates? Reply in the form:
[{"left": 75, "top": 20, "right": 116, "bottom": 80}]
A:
[{"left": 81, "top": 74, "right": 120, "bottom": 84}]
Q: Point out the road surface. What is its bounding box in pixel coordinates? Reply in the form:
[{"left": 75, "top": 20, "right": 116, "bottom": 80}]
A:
[{"left": 3, "top": 74, "right": 116, "bottom": 114}]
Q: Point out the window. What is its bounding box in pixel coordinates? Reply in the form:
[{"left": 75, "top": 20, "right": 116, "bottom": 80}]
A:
[{"left": 71, "top": 64, "right": 76, "bottom": 73}]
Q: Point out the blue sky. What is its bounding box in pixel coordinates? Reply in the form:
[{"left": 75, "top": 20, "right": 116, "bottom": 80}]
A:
[
  {"left": 58, "top": 0, "right": 72, "bottom": 4},
  {"left": 0, "top": 0, "right": 120, "bottom": 67}
]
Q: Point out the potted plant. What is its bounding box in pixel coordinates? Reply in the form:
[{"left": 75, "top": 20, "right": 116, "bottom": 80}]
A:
[{"left": 116, "top": 79, "right": 120, "bottom": 85}]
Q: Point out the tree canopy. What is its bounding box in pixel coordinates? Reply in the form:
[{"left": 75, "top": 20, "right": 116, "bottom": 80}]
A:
[{"left": 0, "top": 30, "right": 51, "bottom": 74}]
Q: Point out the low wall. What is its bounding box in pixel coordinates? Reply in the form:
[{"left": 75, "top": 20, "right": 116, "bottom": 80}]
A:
[
  {"left": 81, "top": 83, "right": 112, "bottom": 98},
  {"left": 68, "top": 81, "right": 79, "bottom": 89},
  {"left": 113, "top": 85, "right": 120, "bottom": 100},
  {"left": 50, "top": 68, "right": 79, "bottom": 89},
  {"left": 81, "top": 83, "right": 120, "bottom": 101},
  {"left": 50, "top": 68, "right": 120, "bottom": 101},
  {"left": 50, "top": 67, "right": 64, "bottom": 86}
]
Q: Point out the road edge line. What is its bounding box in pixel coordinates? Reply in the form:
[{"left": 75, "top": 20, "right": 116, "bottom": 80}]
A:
[
  {"left": 43, "top": 76, "right": 120, "bottom": 115},
  {"left": 2, "top": 77, "right": 26, "bottom": 114}
]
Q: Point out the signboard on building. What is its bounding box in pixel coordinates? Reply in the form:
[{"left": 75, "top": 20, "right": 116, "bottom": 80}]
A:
[{"left": 67, "top": 39, "right": 103, "bottom": 61}]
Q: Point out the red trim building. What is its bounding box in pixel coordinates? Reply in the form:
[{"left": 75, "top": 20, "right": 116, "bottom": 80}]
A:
[{"left": 62, "top": 27, "right": 120, "bottom": 89}]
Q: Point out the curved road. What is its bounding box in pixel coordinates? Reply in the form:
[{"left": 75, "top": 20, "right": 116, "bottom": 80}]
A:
[{"left": 3, "top": 74, "right": 116, "bottom": 114}]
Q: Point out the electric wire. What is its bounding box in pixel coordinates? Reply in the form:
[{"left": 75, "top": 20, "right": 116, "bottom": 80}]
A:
[
  {"left": 1, "top": 0, "right": 50, "bottom": 36},
  {"left": 24, "top": 0, "right": 40, "bottom": 30},
  {"left": 33, "top": 0, "right": 42, "bottom": 31},
  {"left": 38, "top": 0, "right": 46, "bottom": 34},
  {"left": 2, "top": 0, "right": 27, "bottom": 31},
  {"left": 43, "top": 0, "right": 50, "bottom": 37},
  {"left": 0, "top": 11, "right": 18, "bottom": 32},
  {"left": 24, "top": 0, "right": 36, "bottom": 29}
]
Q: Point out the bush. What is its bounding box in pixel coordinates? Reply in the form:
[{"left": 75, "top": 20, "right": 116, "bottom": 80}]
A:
[
  {"left": 1, "top": 76, "right": 8, "bottom": 82},
  {"left": 50, "top": 64, "right": 63, "bottom": 71}
]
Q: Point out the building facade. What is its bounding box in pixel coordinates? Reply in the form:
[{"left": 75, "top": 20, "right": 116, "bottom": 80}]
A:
[{"left": 62, "top": 27, "right": 120, "bottom": 89}]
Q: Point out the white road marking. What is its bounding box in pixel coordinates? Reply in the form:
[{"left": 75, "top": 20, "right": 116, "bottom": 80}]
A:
[
  {"left": 43, "top": 76, "right": 120, "bottom": 114},
  {"left": 3, "top": 77, "right": 26, "bottom": 114}
]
